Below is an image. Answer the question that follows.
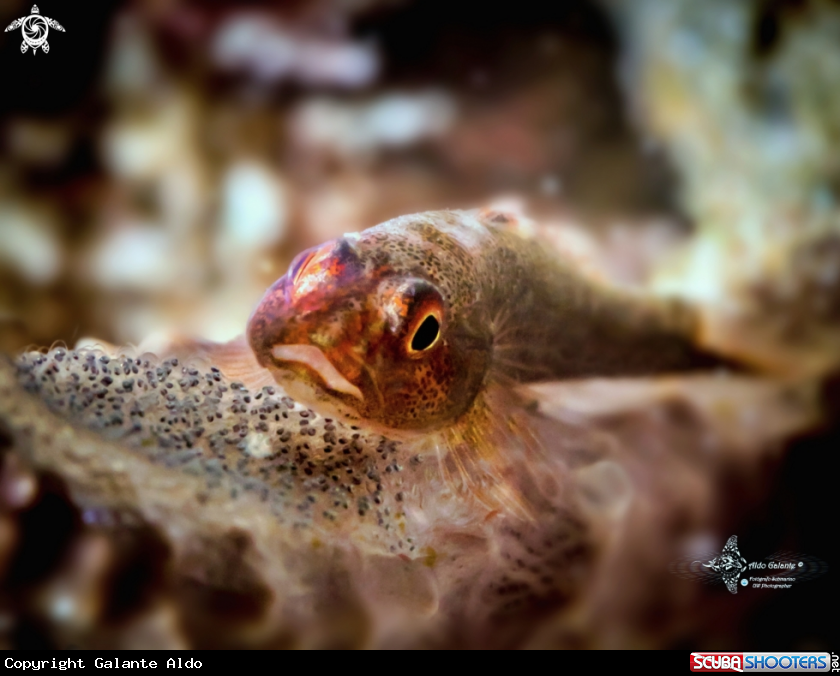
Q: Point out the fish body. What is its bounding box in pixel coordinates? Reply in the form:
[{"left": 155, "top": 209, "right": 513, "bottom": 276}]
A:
[
  {"left": 247, "top": 208, "right": 729, "bottom": 437},
  {"left": 39, "top": 208, "right": 735, "bottom": 515}
]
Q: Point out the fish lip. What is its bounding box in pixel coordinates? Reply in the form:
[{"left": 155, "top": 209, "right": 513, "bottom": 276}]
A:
[{"left": 270, "top": 344, "right": 364, "bottom": 402}]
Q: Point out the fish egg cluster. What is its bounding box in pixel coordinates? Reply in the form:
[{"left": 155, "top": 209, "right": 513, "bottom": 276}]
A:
[{"left": 15, "top": 347, "right": 421, "bottom": 554}]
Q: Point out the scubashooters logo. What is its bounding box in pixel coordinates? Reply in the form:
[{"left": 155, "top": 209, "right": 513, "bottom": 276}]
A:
[
  {"left": 4, "top": 5, "right": 65, "bottom": 54},
  {"left": 690, "top": 653, "right": 832, "bottom": 673},
  {"left": 669, "top": 534, "right": 828, "bottom": 594}
]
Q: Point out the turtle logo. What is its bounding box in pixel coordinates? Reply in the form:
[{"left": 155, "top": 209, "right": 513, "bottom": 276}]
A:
[
  {"left": 701, "top": 535, "right": 748, "bottom": 594},
  {"left": 5, "top": 5, "right": 65, "bottom": 54}
]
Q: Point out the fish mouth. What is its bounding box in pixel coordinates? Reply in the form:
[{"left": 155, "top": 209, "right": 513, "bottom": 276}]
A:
[{"left": 270, "top": 344, "right": 364, "bottom": 402}]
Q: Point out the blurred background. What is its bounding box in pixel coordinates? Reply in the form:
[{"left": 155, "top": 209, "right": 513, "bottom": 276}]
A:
[
  {"left": 0, "top": 0, "right": 837, "bottom": 650},
  {"left": 0, "top": 0, "right": 686, "bottom": 353}
]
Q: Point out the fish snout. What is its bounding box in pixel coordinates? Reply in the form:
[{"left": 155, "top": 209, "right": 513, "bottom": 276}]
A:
[
  {"left": 246, "top": 283, "right": 365, "bottom": 402},
  {"left": 246, "top": 274, "right": 298, "bottom": 368},
  {"left": 248, "top": 237, "right": 365, "bottom": 362},
  {"left": 246, "top": 236, "right": 373, "bottom": 403}
]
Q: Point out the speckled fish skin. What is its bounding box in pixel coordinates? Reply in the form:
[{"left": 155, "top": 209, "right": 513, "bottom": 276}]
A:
[{"left": 247, "top": 208, "right": 730, "bottom": 435}]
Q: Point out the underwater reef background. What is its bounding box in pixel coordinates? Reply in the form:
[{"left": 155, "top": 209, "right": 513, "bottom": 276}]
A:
[{"left": 0, "top": 0, "right": 837, "bottom": 649}]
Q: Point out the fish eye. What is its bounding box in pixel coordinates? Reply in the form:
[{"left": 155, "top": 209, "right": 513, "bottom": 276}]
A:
[{"left": 408, "top": 312, "right": 441, "bottom": 354}]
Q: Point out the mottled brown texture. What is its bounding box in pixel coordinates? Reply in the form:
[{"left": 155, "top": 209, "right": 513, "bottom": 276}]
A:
[
  {"left": 247, "top": 209, "right": 735, "bottom": 436},
  {"left": 2, "top": 349, "right": 604, "bottom": 648},
  {"left": 0, "top": 345, "right": 821, "bottom": 648}
]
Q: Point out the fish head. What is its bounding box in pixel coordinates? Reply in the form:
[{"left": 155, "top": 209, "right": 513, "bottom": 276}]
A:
[{"left": 247, "top": 222, "right": 492, "bottom": 434}]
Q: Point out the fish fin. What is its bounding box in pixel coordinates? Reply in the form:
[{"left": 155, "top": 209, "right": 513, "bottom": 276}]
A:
[
  {"left": 514, "top": 374, "right": 821, "bottom": 537},
  {"left": 435, "top": 383, "right": 591, "bottom": 522},
  {"left": 435, "top": 387, "right": 634, "bottom": 530},
  {"left": 137, "top": 332, "right": 276, "bottom": 392},
  {"left": 438, "top": 374, "right": 819, "bottom": 524}
]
